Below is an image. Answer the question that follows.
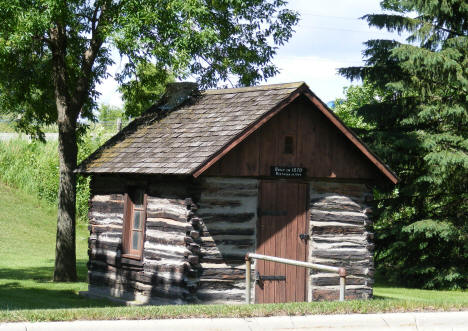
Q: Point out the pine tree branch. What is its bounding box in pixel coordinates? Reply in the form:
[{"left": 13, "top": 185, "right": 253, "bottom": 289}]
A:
[
  {"left": 364, "top": 14, "right": 466, "bottom": 39},
  {"left": 373, "top": 192, "right": 467, "bottom": 204},
  {"left": 433, "top": 24, "right": 465, "bottom": 37}
]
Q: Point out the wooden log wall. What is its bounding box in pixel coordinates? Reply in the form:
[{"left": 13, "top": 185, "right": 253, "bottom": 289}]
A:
[
  {"left": 87, "top": 175, "right": 201, "bottom": 305},
  {"left": 192, "top": 177, "right": 258, "bottom": 304},
  {"left": 86, "top": 175, "right": 375, "bottom": 304},
  {"left": 307, "top": 181, "right": 374, "bottom": 301}
]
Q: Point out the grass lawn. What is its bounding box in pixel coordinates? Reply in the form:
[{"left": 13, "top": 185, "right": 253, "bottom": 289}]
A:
[
  {"left": 0, "top": 182, "right": 116, "bottom": 311},
  {"left": 0, "top": 181, "right": 467, "bottom": 322}
]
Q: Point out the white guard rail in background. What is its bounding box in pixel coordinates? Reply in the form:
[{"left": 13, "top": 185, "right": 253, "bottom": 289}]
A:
[{"left": 245, "top": 252, "right": 346, "bottom": 304}]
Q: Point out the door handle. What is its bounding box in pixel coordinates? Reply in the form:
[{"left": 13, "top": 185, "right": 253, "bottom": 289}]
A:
[
  {"left": 255, "top": 271, "right": 264, "bottom": 288},
  {"left": 299, "top": 233, "right": 310, "bottom": 241}
]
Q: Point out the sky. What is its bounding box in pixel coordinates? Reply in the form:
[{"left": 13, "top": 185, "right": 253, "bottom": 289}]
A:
[{"left": 97, "top": 0, "right": 407, "bottom": 106}]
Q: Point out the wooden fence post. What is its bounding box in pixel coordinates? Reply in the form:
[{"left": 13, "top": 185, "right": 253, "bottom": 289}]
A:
[
  {"left": 245, "top": 256, "right": 251, "bottom": 304},
  {"left": 339, "top": 267, "right": 346, "bottom": 301},
  {"left": 116, "top": 118, "right": 122, "bottom": 131}
]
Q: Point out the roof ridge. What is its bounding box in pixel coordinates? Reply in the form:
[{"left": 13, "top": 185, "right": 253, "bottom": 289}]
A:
[{"left": 203, "top": 82, "right": 305, "bottom": 95}]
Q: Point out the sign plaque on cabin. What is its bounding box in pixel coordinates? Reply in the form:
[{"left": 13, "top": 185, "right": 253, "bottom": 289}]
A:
[{"left": 270, "top": 166, "right": 306, "bottom": 178}]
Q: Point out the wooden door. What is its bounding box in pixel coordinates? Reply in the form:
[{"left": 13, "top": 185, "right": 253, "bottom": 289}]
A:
[{"left": 256, "top": 181, "right": 308, "bottom": 303}]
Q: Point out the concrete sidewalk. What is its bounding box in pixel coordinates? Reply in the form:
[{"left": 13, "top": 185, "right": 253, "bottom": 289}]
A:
[{"left": 1, "top": 311, "right": 467, "bottom": 330}]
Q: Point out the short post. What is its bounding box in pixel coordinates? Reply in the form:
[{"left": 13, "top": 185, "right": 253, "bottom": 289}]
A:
[
  {"left": 245, "top": 255, "right": 251, "bottom": 304},
  {"left": 244, "top": 252, "right": 347, "bottom": 303},
  {"left": 339, "top": 267, "right": 346, "bottom": 301},
  {"left": 116, "top": 117, "right": 122, "bottom": 131}
]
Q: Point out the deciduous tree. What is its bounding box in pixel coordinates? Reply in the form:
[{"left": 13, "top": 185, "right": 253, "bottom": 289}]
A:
[
  {"left": 119, "top": 61, "right": 175, "bottom": 118},
  {"left": 98, "top": 104, "right": 124, "bottom": 122},
  {"left": 0, "top": 0, "right": 298, "bottom": 281}
]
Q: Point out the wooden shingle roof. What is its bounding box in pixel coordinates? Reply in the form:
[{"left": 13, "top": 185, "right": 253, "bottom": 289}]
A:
[
  {"left": 77, "top": 82, "right": 303, "bottom": 175},
  {"left": 77, "top": 82, "right": 398, "bottom": 184}
]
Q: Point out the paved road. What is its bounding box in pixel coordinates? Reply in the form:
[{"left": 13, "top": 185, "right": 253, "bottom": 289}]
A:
[{"left": 1, "top": 311, "right": 467, "bottom": 330}]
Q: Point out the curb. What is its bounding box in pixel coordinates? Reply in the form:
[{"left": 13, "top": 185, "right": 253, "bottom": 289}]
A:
[{"left": 1, "top": 311, "right": 467, "bottom": 330}]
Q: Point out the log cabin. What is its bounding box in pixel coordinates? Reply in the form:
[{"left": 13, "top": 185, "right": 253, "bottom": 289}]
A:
[{"left": 76, "top": 82, "right": 398, "bottom": 305}]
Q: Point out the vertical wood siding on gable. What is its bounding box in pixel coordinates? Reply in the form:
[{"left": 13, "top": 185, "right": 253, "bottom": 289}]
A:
[{"left": 204, "top": 97, "right": 382, "bottom": 181}]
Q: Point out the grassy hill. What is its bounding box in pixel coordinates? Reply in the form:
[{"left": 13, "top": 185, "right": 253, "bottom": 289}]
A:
[{"left": 0, "top": 181, "right": 113, "bottom": 310}]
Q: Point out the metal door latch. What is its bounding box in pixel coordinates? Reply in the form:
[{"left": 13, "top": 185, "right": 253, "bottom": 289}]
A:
[
  {"left": 299, "top": 233, "right": 310, "bottom": 241},
  {"left": 255, "top": 272, "right": 286, "bottom": 282},
  {"left": 260, "top": 275, "right": 286, "bottom": 281}
]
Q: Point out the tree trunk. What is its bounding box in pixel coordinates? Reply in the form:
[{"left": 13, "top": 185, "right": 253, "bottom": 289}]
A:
[
  {"left": 49, "top": 4, "right": 106, "bottom": 280},
  {"left": 50, "top": 24, "right": 79, "bottom": 282},
  {"left": 53, "top": 109, "right": 78, "bottom": 282}
]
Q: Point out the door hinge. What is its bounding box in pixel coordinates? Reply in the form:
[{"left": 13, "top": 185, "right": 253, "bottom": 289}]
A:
[{"left": 255, "top": 272, "right": 286, "bottom": 282}]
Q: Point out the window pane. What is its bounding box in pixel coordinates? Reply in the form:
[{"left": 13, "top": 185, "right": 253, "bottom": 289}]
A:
[
  {"left": 133, "top": 210, "right": 141, "bottom": 229},
  {"left": 132, "top": 231, "right": 140, "bottom": 250},
  {"left": 284, "top": 136, "right": 293, "bottom": 154}
]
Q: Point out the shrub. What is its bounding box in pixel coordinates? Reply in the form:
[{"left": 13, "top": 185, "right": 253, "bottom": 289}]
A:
[{"left": 0, "top": 131, "right": 107, "bottom": 223}]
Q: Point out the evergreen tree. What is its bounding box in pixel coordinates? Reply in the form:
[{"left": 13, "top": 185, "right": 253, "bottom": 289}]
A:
[{"left": 339, "top": 0, "right": 467, "bottom": 289}]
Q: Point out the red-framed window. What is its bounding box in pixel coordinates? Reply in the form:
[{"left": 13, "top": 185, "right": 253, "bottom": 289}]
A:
[{"left": 122, "top": 188, "right": 147, "bottom": 260}]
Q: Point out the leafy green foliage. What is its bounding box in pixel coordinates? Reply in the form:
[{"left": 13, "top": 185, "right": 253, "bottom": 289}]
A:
[
  {"left": 0, "top": 135, "right": 107, "bottom": 223},
  {"left": 0, "top": 0, "right": 299, "bottom": 279},
  {"left": 338, "top": 0, "right": 467, "bottom": 289},
  {"left": 97, "top": 104, "right": 124, "bottom": 122},
  {"left": 333, "top": 82, "right": 380, "bottom": 130},
  {"left": 119, "top": 62, "right": 175, "bottom": 118},
  {"left": 0, "top": 0, "right": 299, "bottom": 133}
]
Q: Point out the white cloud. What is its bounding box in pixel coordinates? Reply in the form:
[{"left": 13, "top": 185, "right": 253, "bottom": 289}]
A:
[
  {"left": 96, "top": 76, "right": 123, "bottom": 108},
  {"left": 96, "top": 0, "right": 404, "bottom": 105},
  {"left": 96, "top": 50, "right": 126, "bottom": 108}
]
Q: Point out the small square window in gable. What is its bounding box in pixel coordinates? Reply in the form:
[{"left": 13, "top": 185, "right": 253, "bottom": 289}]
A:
[{"left": 284, "top": 136, "right": 294, "bottom": 154}]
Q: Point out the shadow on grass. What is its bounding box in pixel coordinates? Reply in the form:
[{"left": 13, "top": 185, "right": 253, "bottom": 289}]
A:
[
  {"left": 0, "top": 259, "right": 120, "bottom": 310},
  {"left": 0, "top": 260, "right": 88, "bottom": 282},
  {"left": 0, "top": 281, "right": 119, "bottom": 310},
  {"left": 372, "top": 295, "right": 398, "bottom": 301}
]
